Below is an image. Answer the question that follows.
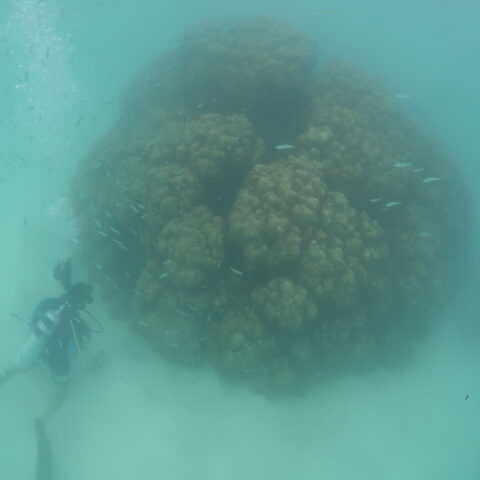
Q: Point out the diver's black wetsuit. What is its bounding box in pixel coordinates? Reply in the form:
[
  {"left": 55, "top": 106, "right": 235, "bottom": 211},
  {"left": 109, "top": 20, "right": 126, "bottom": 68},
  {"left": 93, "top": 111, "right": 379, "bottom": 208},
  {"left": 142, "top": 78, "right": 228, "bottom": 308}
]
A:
[
  {"left": 31, "top": 296, "right": 91, "bottom": 385},
  {"left": 0, "top": 261, "right": 95, "bottom": 392}
]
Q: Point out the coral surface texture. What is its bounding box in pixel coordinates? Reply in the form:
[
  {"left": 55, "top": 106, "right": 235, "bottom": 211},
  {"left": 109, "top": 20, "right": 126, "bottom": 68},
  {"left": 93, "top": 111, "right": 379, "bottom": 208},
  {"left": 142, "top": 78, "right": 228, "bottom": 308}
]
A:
[{"left": 73, "top": 18, "right": 469, "bottom": 395}]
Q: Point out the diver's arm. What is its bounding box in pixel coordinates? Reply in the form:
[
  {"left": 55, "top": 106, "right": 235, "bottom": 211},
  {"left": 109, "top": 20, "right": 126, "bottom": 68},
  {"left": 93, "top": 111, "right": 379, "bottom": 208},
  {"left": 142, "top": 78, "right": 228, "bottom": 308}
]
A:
[
  {"left": 0, "top": 332, "right": 47, "bottom": 384},
  {"left": 1, "top": 305, "right": 66, "bottom": 385}
]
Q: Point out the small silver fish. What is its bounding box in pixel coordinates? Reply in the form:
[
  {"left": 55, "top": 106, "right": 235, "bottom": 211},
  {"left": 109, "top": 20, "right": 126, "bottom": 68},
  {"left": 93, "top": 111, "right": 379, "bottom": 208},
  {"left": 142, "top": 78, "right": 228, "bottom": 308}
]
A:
[
  {"left": 275, "top": 144, "right": 295, "bottom": 150},
  {"left": 97, "top": 230, "right": 107, "bottom": 237},
  {"left": 230, "top": 267, "right": 244, "bottom": 275},
  {"left": 159, "top": 272, "right": 168, "bottom": 280},
  {"left": 128, "top": 204, "right": 140, "bottom": 214},
  {"left": 369, "top": 198, "right": 382, "bottom": 203},
  {"left": 422, "top": 177, "right": 441, "bottom": 183},
  {"left": 394, "top": 93, "right": 412, "bottom": 100},
  {"left": 394, "top": 162, "right": 412, "bottom": 168},
  {"left": 385, "top": 201, "right": 402, "bottom": 208},
  {"left": 413, "top": 168, "right": 425, "bottom": 173},
  {"left": 112, "top": 238, "right": 128, "bottom": 250}
]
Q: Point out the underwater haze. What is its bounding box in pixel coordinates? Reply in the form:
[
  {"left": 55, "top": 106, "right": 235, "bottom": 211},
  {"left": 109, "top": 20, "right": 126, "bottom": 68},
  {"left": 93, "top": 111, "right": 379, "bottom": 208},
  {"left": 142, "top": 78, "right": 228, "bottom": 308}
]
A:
[{"left": 1, "top": 0, "right": 480, "bottom": 479}]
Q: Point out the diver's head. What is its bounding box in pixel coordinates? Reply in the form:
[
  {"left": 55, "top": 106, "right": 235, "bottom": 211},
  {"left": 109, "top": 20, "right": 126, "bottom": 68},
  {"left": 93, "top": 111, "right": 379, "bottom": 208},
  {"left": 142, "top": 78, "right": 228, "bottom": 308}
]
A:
[
  {"left": 64, "top": 282, "right": 93, "bottom": 310},
  {"left": 53, "top": 260, "right": 72, "bottom": 291}
]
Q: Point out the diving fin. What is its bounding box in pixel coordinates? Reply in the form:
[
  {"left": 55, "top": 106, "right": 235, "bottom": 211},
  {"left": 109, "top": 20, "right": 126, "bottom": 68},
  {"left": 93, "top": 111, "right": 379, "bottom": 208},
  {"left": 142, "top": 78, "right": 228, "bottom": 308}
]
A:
[{"left": 34, "top": 418, "right": 54, "bottom": 480}]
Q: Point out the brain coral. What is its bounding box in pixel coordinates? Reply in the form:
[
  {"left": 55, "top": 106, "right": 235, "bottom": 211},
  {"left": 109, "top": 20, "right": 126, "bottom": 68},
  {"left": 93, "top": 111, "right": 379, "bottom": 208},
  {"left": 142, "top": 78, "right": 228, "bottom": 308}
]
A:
[
  {"left": 177, "top": 17, "right": 318, "bottom": 111},
  {"left": 228, "top": 156, "right": 326, "bottom": 268},
  {"left": 178, "top": 113, "right": 265, "bottom": 181},
  {"left": 155, "top": 206, "right": 225, "bottom": 289},
  {"left": 72, "top": 17, "right": 470, "bottom": 396}
]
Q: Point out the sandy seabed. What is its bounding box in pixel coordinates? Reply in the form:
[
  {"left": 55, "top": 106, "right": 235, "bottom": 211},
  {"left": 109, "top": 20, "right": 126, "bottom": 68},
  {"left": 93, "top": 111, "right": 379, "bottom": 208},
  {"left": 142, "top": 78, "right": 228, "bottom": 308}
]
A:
[{"left": 1, "top": 163, "right": 479, "bottom": 480}]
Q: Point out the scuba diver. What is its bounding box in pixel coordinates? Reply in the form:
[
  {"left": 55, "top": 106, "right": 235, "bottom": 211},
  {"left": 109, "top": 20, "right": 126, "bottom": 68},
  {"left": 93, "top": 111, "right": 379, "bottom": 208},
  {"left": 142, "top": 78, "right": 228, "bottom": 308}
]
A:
[{"left": 0, "top": 260, "right": 101, "bottom": 420}]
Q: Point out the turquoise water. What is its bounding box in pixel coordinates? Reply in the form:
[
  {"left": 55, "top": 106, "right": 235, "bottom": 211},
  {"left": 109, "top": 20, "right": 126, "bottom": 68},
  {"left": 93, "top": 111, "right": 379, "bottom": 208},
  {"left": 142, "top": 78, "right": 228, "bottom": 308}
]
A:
[{"left": 1, "top": 1, "right": 479, "bottom": 478}]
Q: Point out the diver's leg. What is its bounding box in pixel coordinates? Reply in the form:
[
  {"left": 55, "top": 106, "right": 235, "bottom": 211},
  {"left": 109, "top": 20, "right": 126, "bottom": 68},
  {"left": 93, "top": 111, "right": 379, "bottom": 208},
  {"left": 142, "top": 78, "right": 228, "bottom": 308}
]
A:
[
  {"left": 33, "top": 417, "right": 53, "bottom": 479},
  {"left": 41, "top": 349, "right": 70, "bottom": 421},
  {"left": 41, "top": 383, "right": 69, "bottom": 421}
]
